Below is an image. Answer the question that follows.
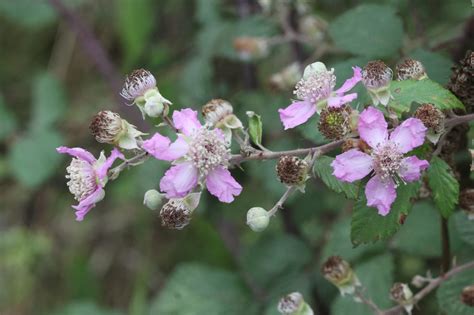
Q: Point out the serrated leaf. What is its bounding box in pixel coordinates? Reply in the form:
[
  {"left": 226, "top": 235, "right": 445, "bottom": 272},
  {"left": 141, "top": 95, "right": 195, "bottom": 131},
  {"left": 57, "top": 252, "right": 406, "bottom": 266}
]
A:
[
  {"left": 30, "top": 73, "right": 66, "bottom": 131},
  {"left": 427, "top": 156, "right": 459, "bottom": 218},
  {"left": 247, "top": 111, "right": 263, "bottom": 146},
  {"left": 454, "top": 212, "right": 474, "bottom": 247},
  {"left": 8, "top": 129, "right": 64, "bottom": 188},
  {"left": 437, "top": 268, "right": 474, "bottom": 315},
  {"left": 329, "top": 4, "right": 403, "bottom": 58},
  {"left": 149, "top": 263, "right": 258, "bottom": 315},
  {"left": 351, "top": 182, "right": 420, "bottom": 245},
  {"left": 314, "top": 156, "right": 359, "bottom": 199},
  {"left": 0, "top": 94, "right": 17, "bottom": 141},
  {"left": 332, "top": 254, "right": 395, "bottom": 315},
  {"left": 389, "top": 79, "right": 464, "bottom": 113}
]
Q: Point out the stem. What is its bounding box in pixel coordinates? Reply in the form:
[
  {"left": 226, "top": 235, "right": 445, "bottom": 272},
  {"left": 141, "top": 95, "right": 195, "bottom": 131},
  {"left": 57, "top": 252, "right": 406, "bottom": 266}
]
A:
[{"left": 440, "top": 216, "right": 451, "bottom": 274}]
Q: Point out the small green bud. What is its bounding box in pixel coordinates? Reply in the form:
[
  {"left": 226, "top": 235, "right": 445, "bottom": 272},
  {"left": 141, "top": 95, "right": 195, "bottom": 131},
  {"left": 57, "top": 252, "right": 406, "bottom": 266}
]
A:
[
  {"left": 246, "top": 207, "right": 270, "bottom": 232},
  {"left": 303, "top": 61, "right": 328, "bottom": 79},
  {"left": 143, "top": 189, "right": 163, "bottom": 210}
]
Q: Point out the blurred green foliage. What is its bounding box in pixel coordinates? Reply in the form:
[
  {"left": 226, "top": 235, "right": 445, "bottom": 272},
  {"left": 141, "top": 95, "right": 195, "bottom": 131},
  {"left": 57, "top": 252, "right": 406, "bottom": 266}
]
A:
[{"left": 0, "top": 0, "right": 473, "bottom": 314}]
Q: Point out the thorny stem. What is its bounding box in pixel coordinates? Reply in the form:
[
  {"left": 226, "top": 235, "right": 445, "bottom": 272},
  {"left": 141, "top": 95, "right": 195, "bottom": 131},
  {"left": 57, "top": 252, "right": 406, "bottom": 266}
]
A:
[
  {"left": 108, "top": 151, "right": 149, "bottom": 180},
  {"left": 354, "top": 287, "right": 383, "bottom": 315}
]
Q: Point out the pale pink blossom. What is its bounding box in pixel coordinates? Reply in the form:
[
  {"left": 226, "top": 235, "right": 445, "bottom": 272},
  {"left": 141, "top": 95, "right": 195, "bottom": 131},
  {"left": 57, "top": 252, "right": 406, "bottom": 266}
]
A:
[
  {"left": 141, "top": 108, "right": 242, "bottom": 203},
  {"left": 331, "top": 107, "right": 429, "bottom": 215},
  {"left": 57, "top": 147, "right": 124, "bottom": 221}
]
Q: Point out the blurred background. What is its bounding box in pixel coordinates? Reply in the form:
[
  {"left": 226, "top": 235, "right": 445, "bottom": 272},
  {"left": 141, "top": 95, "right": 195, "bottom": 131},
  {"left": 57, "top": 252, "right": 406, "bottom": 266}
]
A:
[{"left": 0, "top": 0, "right": 473, "bottom": 314}]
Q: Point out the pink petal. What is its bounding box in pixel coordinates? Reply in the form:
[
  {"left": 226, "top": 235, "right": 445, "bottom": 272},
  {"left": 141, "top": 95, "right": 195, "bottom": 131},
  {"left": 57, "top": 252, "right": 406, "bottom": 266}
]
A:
[
  {"left": 96, "top": 148, "right": 124, "bottom": 180},
  {"left": 327, "top": 93, "right": 357, "bottom": 108},
  {"left": 56, "top": 146, "right": 96, "bottom": 164},
  {"left": 365, "top": 175, "right": 396, "bottom": 216},
  {"left": 142, "top": 133, "right": 189, "bottom": 161},
  {"left": 278, "top": 100, "right": 316, "bottom": 130},
  {"left": 172, "top": 108, "right": 202, "bottom": 136},
  {"left": 390, "top": 118, "right": 427, "bottom": 154},
  {"left": 358, "top": 106, "right": 388, "bottom": 148},
  {"left": 399, "top": 156, "right": 429, "bottom": 182},
  {"left": 334, "top": 66, "right": 362, "bottom": 95},
  {"left": 331, "top": 149, "right": 373, "bottom": 182},
  {"left": 72, "top": 188, "right": 105, "bottom": 221},
  {"left": 160, "top": 162, "right": 199, "bottom": 198},
  {"left": 206, "top": 167, "right": 242, "bottom": 203}
]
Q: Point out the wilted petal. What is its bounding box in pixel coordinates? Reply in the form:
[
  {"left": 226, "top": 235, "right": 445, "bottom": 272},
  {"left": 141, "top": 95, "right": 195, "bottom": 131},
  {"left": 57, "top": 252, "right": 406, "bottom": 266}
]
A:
[
  {"left": 365, "top": 175, "right": 396, "bottom": 216},
  {"left": 206, "top": 167, "right": 242, "bottom": 203},
  {"left": 96, "top": 148, "right": 124, "bottom": 180},
  {"left": 331, "top": 149, "right": 373, "bottom": 182},
  {"left": 390, "top": 118, "right": 427, "bottom": 153},
  {"left": 160, "top": 162, "right": 199, "bottom": 198},
  {"left": 57, "top": 146, "right": 96, "bottom": 164},
  {"left": 327, "top": 93, "right": 357, "bottom": 108},
  {"left": 172, "top": 108, "right": 202, "bottom": 136},
  {"left": 399, "top": 156, "right": 429, "bottom": 182},
  {"left": 278, "top": 100, "right": 316, "bottom": 129},
  {"left": 334, "top": 66, "right": 362, "bottom": 95},
  {"left": 358, "top": 106, "right": 388, "bottom": 148},
  {"left": 72, "top": 188, "right": 105, "bottom": 221}
]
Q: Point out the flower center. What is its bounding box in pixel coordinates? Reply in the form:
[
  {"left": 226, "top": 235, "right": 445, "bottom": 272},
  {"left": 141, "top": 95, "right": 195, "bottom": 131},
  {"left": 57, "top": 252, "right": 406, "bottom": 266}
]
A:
[
  {"left": 372, "top": 142, "right": 403, "bottom": 181},
  {"left": 66, "top": 158, "right": 97, "bottom": 201},
  {"left": 294, "top": 70, "right": 335, "bottom": 104},
  {"left": 187, "top": 128, "right": 230, "bottom": 175}
]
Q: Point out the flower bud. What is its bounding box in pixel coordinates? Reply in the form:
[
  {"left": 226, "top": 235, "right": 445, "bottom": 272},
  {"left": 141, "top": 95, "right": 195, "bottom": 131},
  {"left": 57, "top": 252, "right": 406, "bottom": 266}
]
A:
[
  {"left": 396, "top": 58, "right": 427, "bottom": 81},
  {"left": 460, "top": 188, "right": 474, "bottom": 220},
  {"left": 143, "top": 189, "right": 163, "bottom": 210},
  {"left": 269, "top": 63, "right": 302, "bottom": 91},
  {"left": 233, "top": 37, "right": 269, "bottom": 61},
  {"left": 318, "top": 105, "right": 354, "bottom": 140},
  {"left": 390, "top": 283, "right": 414, "bottom": 314},
  {"left": 276, "top": 156, "right": 309, "bottom": 186},
  {"left": 461, "top": 284, "right": 474, "bottom": 307},
  {"left": 322, "top": 256, "right": 360, "bottom": 296},
  {"left": 160, "top": 199, "right": 193, "bottom": 230},
  {"left": 120, "top": 69, "right": 157, "bottom": 101},
  {"left": 246, "top": 207, "right": 270, "bottom": 232},
  {"left": 362, "top": 60, "right": 393, "bottom": 106},
  {"left": 277, "top": 292, "right": 314, "bottom": 315},
  {"left": 89, "top": 110, "right": 144, "bottom": 150}
]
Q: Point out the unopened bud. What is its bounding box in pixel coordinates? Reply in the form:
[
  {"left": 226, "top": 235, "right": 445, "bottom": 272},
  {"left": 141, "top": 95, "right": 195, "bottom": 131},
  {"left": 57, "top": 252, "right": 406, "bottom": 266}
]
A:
[
  {"left": 276, "top": 156, "right": 309, "bottom": 186},
  {"left": 396, "top": 58, "right": 427, "bottom": 81},
  {"left": 160, "top": 199, "right": 192, "bottom": 230},
  {"left": 460, "top": 188, "right": 474, "bottom": 220},
  {"left": 89, "top": 110, "right": 144, "bottom": 150},
  {"left": 246, "top": 207, "right": 270, "bottom": 232},
  {"left": 143, "top": 189, "right": 163, "bottom": 210},
  {"left": 322, "top": 256, "right": 360, "bottom": 296},
  {"left": 233, "top": 37, "right": 268, "bottom": 61},
  {"left": 461, "top": 284, "right": 474, "bottom": 307},
  {"left": 362, "top": 60, "right": 393, "bottom": 106},
  {"left": 277, "top": 292, "right": 314, "bottom": 315},
  {"left": 390, "top": 283, "right": 414, "bottom": 314},
  {"left": 318, "top": 105, "right": 354, "bottom": 140}
]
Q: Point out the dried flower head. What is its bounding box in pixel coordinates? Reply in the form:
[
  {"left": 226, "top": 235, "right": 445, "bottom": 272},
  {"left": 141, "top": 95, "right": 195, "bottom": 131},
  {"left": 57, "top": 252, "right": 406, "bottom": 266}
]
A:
[
  {"left": 120, "top": 69, "right": 156, "bottom": 101},
  {"left": 318, "top": 105, "right": 353, "bottom": 140},
  {"left": 396, "top": 58, "right": 427, "bottom": 81},
  {"left": 276, "top": 156, "right": 309, "bottom": 186},
  {"left": 447, "top": 50, "right": 474, "bottom": 110},
  {"left": 413, "top": 104, "right": 445, "bottom": 132},
  {"left": 390, "top": 283, "right": 413, "bottom": 304},
  {"left": 233, "top": 37, "right": 268, "bottom": 61},
  {"left": 362, "top": 60, "right": 393, "bottom": 106},
  {"left": 322, "top": 256, "right": 360, "bottom": 296},
  {"left": 160, "top": 199, "right": 192, "bottom": 230},
  {"left": 277, "top": 292, "right": 304, "bottom": 315},
  {"left": 461, "top": 284, "right": 474, "bottom": 307}
]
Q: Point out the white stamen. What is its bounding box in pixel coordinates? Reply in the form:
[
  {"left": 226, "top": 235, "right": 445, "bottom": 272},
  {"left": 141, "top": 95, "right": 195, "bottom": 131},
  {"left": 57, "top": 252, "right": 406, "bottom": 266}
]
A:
[
  {"left": 294, "top": 69, "right": 335, "bottom": 104},
  {"left": 65, "top": 159, "right": 97, "bottom": 201},
  {"left": 372, "top": 142, "right": 403, "bottom": 182}
]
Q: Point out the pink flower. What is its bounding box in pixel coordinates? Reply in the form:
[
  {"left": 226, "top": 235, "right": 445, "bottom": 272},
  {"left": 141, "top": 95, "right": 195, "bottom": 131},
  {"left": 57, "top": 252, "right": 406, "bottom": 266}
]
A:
[
  {"left": 331, "top": 107, "right": 429, "bottom": 216},
  {"left": 278, "top": 62, "right": 362, "bottom": 129},
  {"left": 57, "top": 147, "right": 124, "bottom": 221},
  {"left": 141, "top": 108, "right": 242, "bottom": 203}
]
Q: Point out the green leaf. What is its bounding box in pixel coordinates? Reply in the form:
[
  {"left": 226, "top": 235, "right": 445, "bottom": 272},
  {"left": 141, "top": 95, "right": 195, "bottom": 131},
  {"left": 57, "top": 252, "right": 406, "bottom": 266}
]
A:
[
  {"left": 0, "top": 94, "right": 17, "bottom": 141},
  {"left": 314, "top": 156, "right": 359, "bottom": 199},
  {"left": 351, "top": 182, "right": 420, "bottom": 245},
  {"left": 116, "top": 0, "right": 154, "bottom": 66},
  {"left": 8, "top": 129, "right": 64, "bottom": 188},
  {"left": 149, "top": 263, "right": 258, "bottom": 315},
  {"left": 30, "top": 72, "right": 66, "bottom": 131},
  {"left": 240, "top": 234, "right": 311, "bottom": 289},
  {"left": 329, "top": 4, "right": 403, "bottom": 58},
  {"left": 331, "top": 254, "right": 395, "bottom": 315},
  {"left": 247, "top": 111, "right": 263, "bottom": 146},
  {"left": 409, "top": 49, "right": 453, "bottom": 85},
  {"left": 437, "top": 268, "right": 474, "bottom": 315},
  {"left": 453, "top": 212, "right": 474, "bottom": 247},
  {"left": 427, "top": 156, "right": 459, "bottom": 218},
  {"left": 51, "top": 301, "right": 123, "bottom": 315},
  {"left": 389, "top": 79, "right": 464, "bottom": 113}
]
